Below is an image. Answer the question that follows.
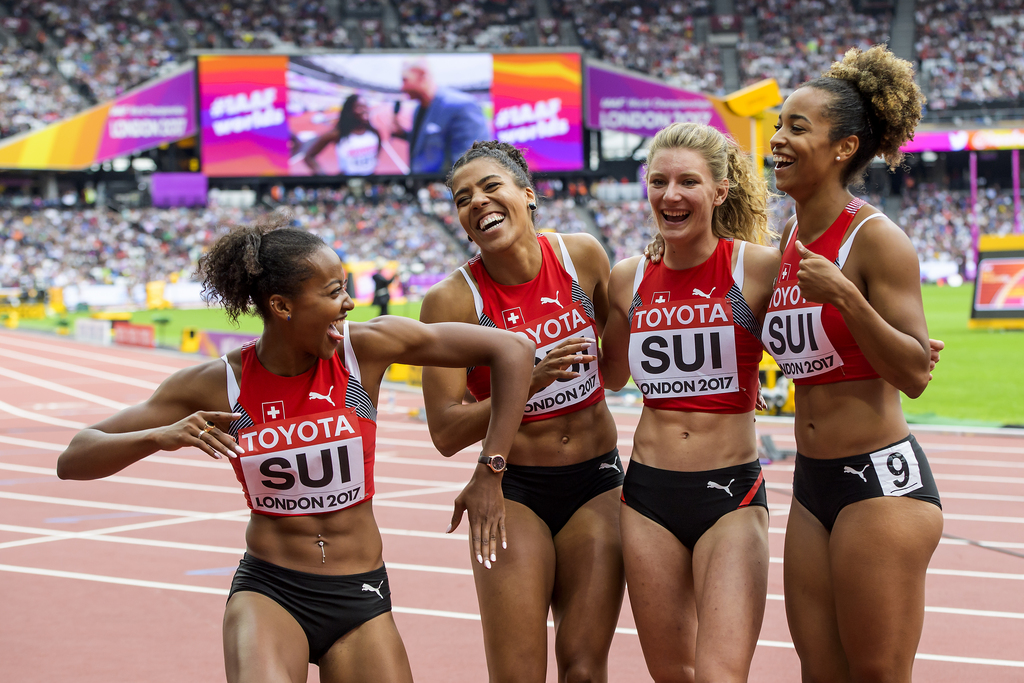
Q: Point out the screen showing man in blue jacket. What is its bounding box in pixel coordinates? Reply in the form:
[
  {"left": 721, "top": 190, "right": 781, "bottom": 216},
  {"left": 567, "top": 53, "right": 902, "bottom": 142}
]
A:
[{"left": 396, "top": 59, "right": 489, "bottom": 175}]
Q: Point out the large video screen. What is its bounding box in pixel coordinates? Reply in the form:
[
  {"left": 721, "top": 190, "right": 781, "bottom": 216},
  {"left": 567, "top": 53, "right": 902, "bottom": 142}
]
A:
[
  {"left": 198, "top": 53, "right": 583, "bottom": 177},
  {"left": 973, "top": 255, "right": 1024, "bottom": 315}
]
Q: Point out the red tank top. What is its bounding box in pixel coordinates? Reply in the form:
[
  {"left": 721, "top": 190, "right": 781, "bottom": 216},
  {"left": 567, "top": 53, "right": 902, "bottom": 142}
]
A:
[
  {"left": 628, "top": 239, "right": 762, "bottom": 413},
  {"left": 763, "top": 198, "right": 883, "bottom": 385},
  {"left": 225, "top": 322, "right": 376, "bottom": 516},
  {"left": 462, "top": 233, "right": 605, "bottom": 423}
]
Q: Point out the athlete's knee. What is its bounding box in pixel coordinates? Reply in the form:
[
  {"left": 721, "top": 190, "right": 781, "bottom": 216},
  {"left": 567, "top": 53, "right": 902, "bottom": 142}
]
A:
[
  {"left": 848, "top": 656, "right": 911, "bottom": 683},
  {"left": 646, "top": 660, "right": 695, "bottom": 683},
  {"left": 559, "top": 659, "right": 607, "bottom": 683}
]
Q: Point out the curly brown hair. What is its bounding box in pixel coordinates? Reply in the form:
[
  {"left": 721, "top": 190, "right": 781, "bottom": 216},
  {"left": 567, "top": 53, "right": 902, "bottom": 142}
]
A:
[
  {"left": 195, "top": 211, "right": 326, "bottom": 324},
  {"left": 803, "top": 45, "right": 925, "bottom": 187}
]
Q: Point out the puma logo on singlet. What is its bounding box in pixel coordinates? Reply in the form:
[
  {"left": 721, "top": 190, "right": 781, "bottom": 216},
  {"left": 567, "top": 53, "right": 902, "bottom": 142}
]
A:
[
  {"left": 707, "top": 479, "right": 735, "bottom": 497},
  {"left": 361, "top": 580, "right": 384, "bottom": 600},
  {"left": 692, "top": 287, "right": 716, "bottom": 299},
  {"left": 844, "top": 464, "right": 870, "bottom": 483},
  {"left": 309, "top": 386, "right": 335, "bottom": 407},
  {"left": 540, "top": 291, "right": 562, "bottom": 308},
  {"left": 599, "top": 462, "right": 620, "bottom": 473}
]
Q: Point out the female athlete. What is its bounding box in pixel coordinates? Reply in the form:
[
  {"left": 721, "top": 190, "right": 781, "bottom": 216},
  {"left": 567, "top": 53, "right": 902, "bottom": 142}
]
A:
[
  {"left": 419, "top": 141, "right": 624, "bottom": 683},
  {"left": 56, "top": 216, "right": 534, "bottom": 683},
  {"left": 767, "top": 46, "right": 943, "bottom": 682},
  {"left": 602, "top": 122, "right": 779, "bottom": 682}
]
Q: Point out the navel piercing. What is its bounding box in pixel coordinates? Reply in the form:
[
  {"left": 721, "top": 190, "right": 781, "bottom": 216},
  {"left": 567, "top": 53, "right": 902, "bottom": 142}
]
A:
[{"left": 317, "top": 534, "right": 325, "bottom": 563}]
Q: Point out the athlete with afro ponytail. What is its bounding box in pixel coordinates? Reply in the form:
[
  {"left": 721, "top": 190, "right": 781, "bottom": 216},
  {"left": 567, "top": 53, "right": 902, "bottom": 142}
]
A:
[
  {"left": 56, "top": 211, "right": 535, "bottom": 683},
  {"left": 767, "top": 46, "right": 943, "bottom": 682}
]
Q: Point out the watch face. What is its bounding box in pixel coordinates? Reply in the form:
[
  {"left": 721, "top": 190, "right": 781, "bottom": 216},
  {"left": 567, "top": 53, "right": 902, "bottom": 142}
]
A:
[{"left": 490, "top": 455, "right": 506, "bottom": 472}]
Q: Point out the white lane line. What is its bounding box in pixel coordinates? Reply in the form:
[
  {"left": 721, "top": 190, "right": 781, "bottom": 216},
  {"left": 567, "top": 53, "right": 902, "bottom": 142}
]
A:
[
  {"left": 376, "top": 454, "right": 476, "bottom": 470},
  {"left": 934, "top": 473, "right": 1024, "bottom": 485},
  {"left": 388, "top": 562, "right": 472, "bottom": 576},
  {"left": 0, "top": 399, "right": 87, "bottom": 429},
  {"left": 939, "top": 538, "right": 1024, "bottom": 550},
  {"left": 764, "top": 592, "right": 1024, "bottom": 620},
  {"left": 380, "top": 527, "right": 467, "bottom": 541},
  {"left": 0, "top": 490, "right": 247, "bottom": 518},
  {"left": 1, "top": 563, "right": 1023, "bottom": 668},
  {"left": 766, "top": 433, "right": 1024, "bottom": 456},
  {"left": 0, "top": 514, "right": 249, "bottom": 551},
  {"left": 375, "top": 487, "right": 461, "bottom": 500},
  {"left": 374, "top": 501, "right": 453, "bottom": 511},
  {"left": 0, "top": 335, "right": 184, "bottom": 372},
  {"left": 0, "top": 463, "right": 467, "bottom": 497},
  {"left": 945, "top": 513, "right": 1024, "bottom": 525},
  {"left": 0, "top": 366, "right": 129, "bottom": 409},
  {"left": 929, "top": 457, "right": 1024, "bottom": 470},
  {"left": 0, "top": 348, "right": 161, "bottom": 389},
  {"left": 928, "top": 568, "right": 1024, "bottom": 581},
  {"left": 0, "top": 434, "right": 65, "bottom": 451}
]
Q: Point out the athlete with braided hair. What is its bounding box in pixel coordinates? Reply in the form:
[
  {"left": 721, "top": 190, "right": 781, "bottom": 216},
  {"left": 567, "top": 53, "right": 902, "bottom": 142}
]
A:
[
  {"left": 420, "top": 141, "right": 624, "bottom": 682},
  {"left": 56, "top": 212, "right": 535, "bottom": 683},
  {"left": 767, "top": 46, "right": 943, "bottom": 682}
]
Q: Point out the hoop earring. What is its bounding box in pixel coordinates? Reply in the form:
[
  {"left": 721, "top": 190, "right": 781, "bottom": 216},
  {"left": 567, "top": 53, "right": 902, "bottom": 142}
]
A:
[{"left": 528, "top": 202, "right": 537, "bottom": 210}]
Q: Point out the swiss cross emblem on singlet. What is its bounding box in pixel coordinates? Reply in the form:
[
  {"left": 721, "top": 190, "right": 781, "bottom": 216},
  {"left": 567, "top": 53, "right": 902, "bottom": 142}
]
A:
[
  {"left": 652, "top": 291, "right": 671, "bottom": 305},
  {"left": 262, "top": 401, "right": 286, "bottom": 422},
  {"left": 781, "top": 264, "right": 791, "bottom": 281},
  {"left": 501, "top": 307, "right": 524, "bottom": 328}
]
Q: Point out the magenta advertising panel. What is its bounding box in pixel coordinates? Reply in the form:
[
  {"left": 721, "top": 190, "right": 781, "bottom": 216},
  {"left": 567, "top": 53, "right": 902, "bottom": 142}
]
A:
[
  {"left": 585, "top": 62, "right": 730, "bottom": 137},
  {"left": 902, "top": 129, "right": 1024, "bottom": 153},
  {"left": 95, "top": 68, "right": 196, "bottom": 163},
  {"left": 198, "top": 53, "right": 583, "bottom": 177}
]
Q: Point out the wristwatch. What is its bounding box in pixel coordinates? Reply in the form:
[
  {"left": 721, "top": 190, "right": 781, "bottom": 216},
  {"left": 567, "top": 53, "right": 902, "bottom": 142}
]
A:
[{"left": 478, "top": 453, "right": 507, "bottom": 473}]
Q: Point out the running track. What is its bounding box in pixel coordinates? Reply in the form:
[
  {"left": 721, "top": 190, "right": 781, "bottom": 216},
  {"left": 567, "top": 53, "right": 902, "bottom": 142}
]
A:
[{"left": 0, "top": 329, "right": 1022, "bottom": 682}]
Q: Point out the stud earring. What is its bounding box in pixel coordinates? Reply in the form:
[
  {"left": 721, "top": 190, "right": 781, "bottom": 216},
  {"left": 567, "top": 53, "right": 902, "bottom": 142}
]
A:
[
  {"left": 836, "top": 156, "right": 841, "bottom": 161},
  {"left": 528, "top": 202, "right": 537, "bottom": 210},
  {"left": 287, "top": 315, "right": 291, "bottom": 321}
]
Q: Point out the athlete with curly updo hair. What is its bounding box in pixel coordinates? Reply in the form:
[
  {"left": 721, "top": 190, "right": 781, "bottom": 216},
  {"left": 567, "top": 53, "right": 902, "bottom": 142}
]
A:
[
  {"left": 768, "top": 46, "right": 943, "bottom": 682},
  {"left": 56, "top": 212, "right": 535, "bottom": 683},
  {"left": 420, "top": 141, "right": 624, "bottom": 682}
]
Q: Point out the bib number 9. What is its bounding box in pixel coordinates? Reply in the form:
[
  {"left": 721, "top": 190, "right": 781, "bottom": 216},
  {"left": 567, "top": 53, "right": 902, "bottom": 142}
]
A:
[{"left": 869, "top": 440, "right": 923, "bottom": 496}]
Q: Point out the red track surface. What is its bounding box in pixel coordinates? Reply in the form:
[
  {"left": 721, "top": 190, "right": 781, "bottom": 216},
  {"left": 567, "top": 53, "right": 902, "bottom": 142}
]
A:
[{"left": 0, "top": 329, "right": 1022, "bottom": 682}]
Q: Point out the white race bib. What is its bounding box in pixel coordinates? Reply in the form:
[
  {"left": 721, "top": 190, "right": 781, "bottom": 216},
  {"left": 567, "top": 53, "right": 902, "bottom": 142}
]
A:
[
  {"left": 514, "top": 302, "right": 601, "bottom": 417},
  {"left": 762, "top": 282, "right": 843, "bottom": 379},
  {"left": 869, "top": 440, "right": 923, "bottom": 497},
  {"left": 236, "top": 409, "right": 366, "bottom": 515},
  {"left": 629, "top": 298, "right": 740, "bottom": 399}
]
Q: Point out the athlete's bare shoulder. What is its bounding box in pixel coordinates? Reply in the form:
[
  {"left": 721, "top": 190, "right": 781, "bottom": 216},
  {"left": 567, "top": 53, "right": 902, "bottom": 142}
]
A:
[
  {"left": 419, "top": 267, "right": 479, "bottom": 324},
  {"left": 154, "top": 356, "right": 233, "bottom": 413},
  {"left": 742, "top": 241, "right": 782, "bottom": 280}
]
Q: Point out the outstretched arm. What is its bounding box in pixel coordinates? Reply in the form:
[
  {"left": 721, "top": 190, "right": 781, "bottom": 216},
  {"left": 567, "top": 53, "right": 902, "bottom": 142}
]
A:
[{"left": 56, "top": 361, "right": 241, "bottom": 480}]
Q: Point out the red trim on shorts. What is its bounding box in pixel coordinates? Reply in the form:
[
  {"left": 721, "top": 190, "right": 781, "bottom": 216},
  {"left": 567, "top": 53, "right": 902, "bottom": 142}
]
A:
[{"left": 738, "top": 470, "right": 764, "bottom": 508}]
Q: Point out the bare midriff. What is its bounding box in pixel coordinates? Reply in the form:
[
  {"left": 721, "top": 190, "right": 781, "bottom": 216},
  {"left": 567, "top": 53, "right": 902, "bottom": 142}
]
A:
[
  {"left": 794, "top": 377, "right": 909, "bottom": 459},
  {"left": 245, "top": 500, "right": 384, "bottom": 575},
  {"left": 631, "top": 409, "right": 757, "bottom": 472},
  {"left": 508, "top": 401, "right": 619, "bottom": 467}
]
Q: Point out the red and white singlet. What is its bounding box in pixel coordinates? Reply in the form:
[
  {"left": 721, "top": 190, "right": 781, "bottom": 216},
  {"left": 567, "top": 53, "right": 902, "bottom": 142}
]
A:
[
  {"left": 224, "top": 321, "right": 377, "bottom": 516},
  {"left": 763, "top": 198, "right": 883, "bottom": 385},
  {"left": 628, "top": 239, "right": 763, "bottom": 413},
  {"left": 462, "top": 233, "right": 605, "bottom": 422}
]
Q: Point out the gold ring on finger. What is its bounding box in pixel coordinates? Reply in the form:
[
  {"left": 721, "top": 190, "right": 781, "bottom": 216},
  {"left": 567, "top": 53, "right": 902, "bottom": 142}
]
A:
[{"left": 203, "top": 421, "right": 215, "bottom": 433}]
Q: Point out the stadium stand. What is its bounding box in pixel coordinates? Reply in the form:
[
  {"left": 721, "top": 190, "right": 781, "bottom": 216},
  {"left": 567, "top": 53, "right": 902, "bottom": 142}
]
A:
[
  {"left": 736, "top": 0, "right": 892, "bottom": 94},
  {"left": 0, "top": 40, "right": 87, "bottom": 138},
  {"left": 398, "top": 0, "right": 534, "bottom": 49},
  {"left": 914, "top": 0, "right": 1024, "bottom": 111}
]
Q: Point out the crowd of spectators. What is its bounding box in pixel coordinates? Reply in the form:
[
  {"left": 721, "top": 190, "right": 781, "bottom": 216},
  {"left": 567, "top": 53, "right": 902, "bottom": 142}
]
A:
[
  {"left": 0, "top": 189, "right": 468, "bottom": 291},
  {"left": 190, "top": 1, "right": 350, "bottom": 50},
  {"left": 915, "top": 0, "right": 1024, "bottom": 110},
  {"left": 551, "top": 0, "right": 723, "bottom": 94},
  {"left": 736, "top": 0, "right": 891, "bottom": 94},
  {"left": 7, "top": 0, "right": 186, "bottom": 102},
  {"left": 899, "top": 185, "right": 1016, "bottom": 264},
  {"left": 0, "top": 41, "right": 87, "bottom": 138},
  {"left": 398, "top": 0, "right": 533, "bottom": 49}
]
